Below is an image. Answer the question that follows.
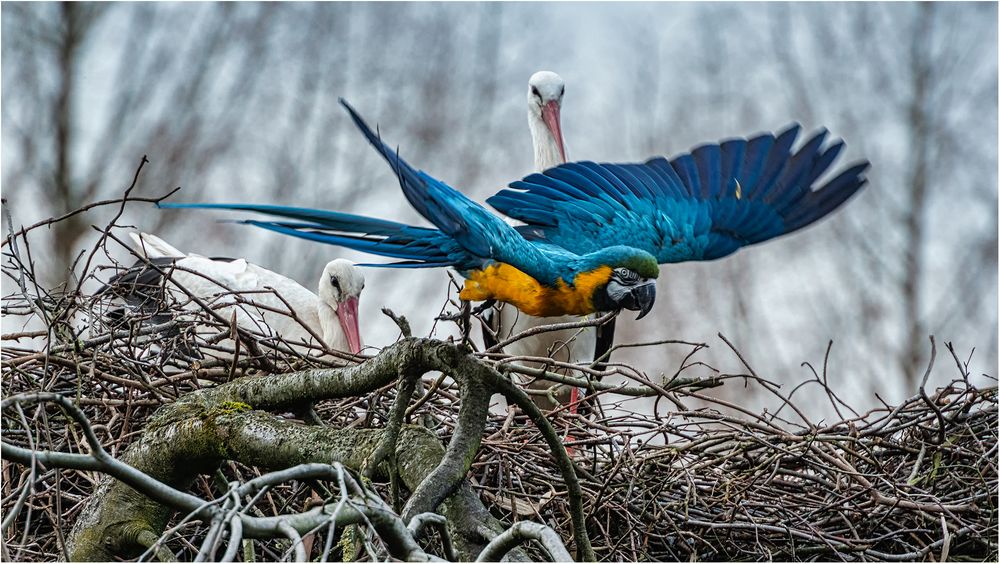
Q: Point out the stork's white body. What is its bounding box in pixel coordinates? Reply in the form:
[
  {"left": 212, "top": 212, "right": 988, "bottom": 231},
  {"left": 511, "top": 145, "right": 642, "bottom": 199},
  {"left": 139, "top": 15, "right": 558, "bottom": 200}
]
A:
[
  {"left": 127, "top": 232, "right": 363, "bottom": 358},
  {"left": 494, "top": 72, "right": 596, "bottom": 406}
]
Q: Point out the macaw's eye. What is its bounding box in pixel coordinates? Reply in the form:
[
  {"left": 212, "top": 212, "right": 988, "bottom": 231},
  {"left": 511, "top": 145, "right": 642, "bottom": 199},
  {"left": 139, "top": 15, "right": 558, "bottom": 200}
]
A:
[{"left": 615, "top": 268, "right": 639, "bottom": 282}]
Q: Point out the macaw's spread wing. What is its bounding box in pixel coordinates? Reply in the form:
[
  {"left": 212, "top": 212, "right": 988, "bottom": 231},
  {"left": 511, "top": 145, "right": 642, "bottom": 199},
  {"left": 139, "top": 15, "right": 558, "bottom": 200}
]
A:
[
  {"left": 488, "top": 125, "right": 869, "bottom": 264},
  {"left": 337, "top": 100, "right": 557, "bottom": 281}
]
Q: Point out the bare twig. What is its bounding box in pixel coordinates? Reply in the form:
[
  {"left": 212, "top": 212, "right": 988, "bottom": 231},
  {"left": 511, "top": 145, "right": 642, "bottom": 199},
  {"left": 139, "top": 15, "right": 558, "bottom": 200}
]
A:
[
  {"left": 476, "top": 521, "right": 572, "bottom": 562},
  {"left": 918, "top": 335, "right": 946, "bottom": 445}
]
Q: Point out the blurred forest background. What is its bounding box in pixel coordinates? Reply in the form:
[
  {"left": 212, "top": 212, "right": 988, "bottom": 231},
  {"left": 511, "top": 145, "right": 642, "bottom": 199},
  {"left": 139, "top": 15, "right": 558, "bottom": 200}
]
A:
[{"left": 3, "top": 2, "right": 997, "bottom": 418}]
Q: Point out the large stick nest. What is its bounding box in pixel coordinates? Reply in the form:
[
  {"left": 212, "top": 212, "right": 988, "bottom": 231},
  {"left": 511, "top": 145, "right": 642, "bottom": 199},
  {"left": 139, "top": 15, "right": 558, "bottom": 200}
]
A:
[{"left": 2, "top": 193, "right": 997, "bottom": 561}]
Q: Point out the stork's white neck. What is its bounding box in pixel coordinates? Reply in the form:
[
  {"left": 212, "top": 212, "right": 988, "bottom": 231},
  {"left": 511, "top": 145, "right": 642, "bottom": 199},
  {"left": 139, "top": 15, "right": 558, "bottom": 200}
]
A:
[{"left": 528, "top": 112, "right": 566, "bottom": 171}]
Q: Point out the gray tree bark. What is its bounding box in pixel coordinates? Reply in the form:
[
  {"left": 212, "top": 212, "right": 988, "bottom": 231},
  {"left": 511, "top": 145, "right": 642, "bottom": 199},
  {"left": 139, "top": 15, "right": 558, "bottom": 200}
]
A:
[{"left": 64, "top": 338, "right": 529, "bottom": 561}]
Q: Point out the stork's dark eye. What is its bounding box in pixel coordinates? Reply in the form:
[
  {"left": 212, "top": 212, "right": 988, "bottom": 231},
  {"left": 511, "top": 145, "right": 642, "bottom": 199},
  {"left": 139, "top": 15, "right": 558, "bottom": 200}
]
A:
[
  {"left": 531, "top": 86, "right": 540, "bottom": 98},
  {"left": 329, "top": 276, "right": 340, "bottom": 291},
  {"left": 560, "top": 85, "right": 565, "bottom": 96}
]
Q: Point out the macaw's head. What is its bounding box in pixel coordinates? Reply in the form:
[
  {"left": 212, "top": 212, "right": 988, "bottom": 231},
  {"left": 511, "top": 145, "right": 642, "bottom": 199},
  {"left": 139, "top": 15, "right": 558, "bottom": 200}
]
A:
[{"left": 586, "top": 247, "right": 659, "bottom": 319}]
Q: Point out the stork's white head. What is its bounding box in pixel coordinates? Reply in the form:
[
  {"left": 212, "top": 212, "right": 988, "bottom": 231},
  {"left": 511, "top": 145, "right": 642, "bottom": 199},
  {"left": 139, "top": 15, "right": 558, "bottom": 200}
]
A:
[
  {"left": 527, "top": 71, "right": 566, "bottom": 169},
  {"left": 318, "top": 259, "right": 364, "bottom": 354}
]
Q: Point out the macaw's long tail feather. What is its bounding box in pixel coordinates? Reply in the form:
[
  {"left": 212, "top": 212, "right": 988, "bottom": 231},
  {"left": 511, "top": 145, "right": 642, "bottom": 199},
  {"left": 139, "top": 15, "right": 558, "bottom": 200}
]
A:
[
  {"left": 157, "top": 202, "right": 463, "bottom": 268},
  {"left": 241, "top": 220, "right": 456, "bottom": 266},
  {"left": 158, "top": 202, "right": 408, "bottom": 233}
]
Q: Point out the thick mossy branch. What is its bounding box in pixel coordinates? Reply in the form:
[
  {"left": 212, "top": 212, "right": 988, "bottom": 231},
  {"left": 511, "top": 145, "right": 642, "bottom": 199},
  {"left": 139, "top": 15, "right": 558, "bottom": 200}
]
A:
[
  {"left": 186, "top": 337, "right": 445, "bottom": 411},
  {"left": 402, "top": 363, "right": 492, "bottom": 523},
  {"left": 364, "top": 369, "right": 420, "bottom": 480},
  {"left": 63, "top": 338, "right": 530, "bottom": 561},
  {"left": 66, "top": 408, "right": 515, "bottom": 561},
  {"left": 476, "top": 521, "right": 573, "bottom": 562}
]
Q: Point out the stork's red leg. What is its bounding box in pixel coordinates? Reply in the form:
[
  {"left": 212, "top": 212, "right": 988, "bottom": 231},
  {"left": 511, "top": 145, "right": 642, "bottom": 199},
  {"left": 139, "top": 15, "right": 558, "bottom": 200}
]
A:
[{"left": 563, "top": 386, "right": 582, "bottom": 456}]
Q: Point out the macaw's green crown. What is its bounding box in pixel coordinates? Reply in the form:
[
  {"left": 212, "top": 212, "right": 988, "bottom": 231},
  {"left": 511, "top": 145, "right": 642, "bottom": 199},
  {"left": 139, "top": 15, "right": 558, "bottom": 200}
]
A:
[
  {"left": 618, "top": 252, "right": 660, "bottom": 279},
  {"left": 579, "top": 246, "right": 660, "bottom": 279}
]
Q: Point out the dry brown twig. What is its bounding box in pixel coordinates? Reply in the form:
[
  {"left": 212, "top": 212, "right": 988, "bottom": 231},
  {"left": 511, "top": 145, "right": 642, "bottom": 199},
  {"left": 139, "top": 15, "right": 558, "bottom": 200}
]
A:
[{"left": 2, "top": 178, "right": 997, "bottom": 562}]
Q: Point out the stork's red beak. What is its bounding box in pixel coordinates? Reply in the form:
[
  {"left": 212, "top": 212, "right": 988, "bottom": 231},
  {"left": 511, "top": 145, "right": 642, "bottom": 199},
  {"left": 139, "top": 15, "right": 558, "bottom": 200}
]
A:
[
  {"left": 541, "top": 100, "right": 566, "bottom": 164},
  {"left": 337, "top": 297, "right": 362, "bottom": 354}
]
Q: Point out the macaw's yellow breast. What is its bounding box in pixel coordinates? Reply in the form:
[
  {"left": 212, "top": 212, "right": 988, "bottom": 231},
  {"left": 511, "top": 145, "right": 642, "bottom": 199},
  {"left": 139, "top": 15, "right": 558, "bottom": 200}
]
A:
[{"left": 459, "top": 263, "right": 613, "bottom": 317}]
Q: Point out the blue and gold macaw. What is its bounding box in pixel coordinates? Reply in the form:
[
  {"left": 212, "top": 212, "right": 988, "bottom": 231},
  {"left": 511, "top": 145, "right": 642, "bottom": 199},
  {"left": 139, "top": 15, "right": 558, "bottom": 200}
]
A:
[{"left": 162, "top": 101, "right": 868, "bottom": 334}]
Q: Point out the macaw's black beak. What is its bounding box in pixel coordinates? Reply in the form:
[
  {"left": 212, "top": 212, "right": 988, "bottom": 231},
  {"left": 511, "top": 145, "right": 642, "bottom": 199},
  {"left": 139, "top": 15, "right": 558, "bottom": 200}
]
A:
[{"left": 620, "top": 280, "right": 656, "bottom": 320}]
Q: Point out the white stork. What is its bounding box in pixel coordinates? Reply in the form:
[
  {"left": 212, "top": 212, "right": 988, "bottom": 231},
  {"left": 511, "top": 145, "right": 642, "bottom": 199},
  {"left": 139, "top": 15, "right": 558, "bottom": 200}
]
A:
[
  {"left": 488, "top": 71, "right": 599, "bottom": 410},
  {"left": 106, "top": 232, "right": 364, "bottom": 356}
]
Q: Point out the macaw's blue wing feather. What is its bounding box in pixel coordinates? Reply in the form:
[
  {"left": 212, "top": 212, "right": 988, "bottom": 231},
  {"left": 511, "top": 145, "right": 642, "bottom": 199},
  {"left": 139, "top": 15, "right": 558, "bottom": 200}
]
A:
[{"left": 488, "top": 124, "right": 869, "bottom": 264}]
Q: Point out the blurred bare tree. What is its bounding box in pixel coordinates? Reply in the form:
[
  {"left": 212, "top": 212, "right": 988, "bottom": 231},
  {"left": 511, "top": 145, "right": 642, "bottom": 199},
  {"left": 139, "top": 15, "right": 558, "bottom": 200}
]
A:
[
  {"left": 761, "top": 3, "right": 999, "bottom": 394},
  {"left": 601, "top": 2, "right": 997, "bottom": 412},
  {"left": 4, "top": 3, "right": 283, "bottom": 282},
  {"left": 3, "top": 2, "right": 995, "bottom": 413}
]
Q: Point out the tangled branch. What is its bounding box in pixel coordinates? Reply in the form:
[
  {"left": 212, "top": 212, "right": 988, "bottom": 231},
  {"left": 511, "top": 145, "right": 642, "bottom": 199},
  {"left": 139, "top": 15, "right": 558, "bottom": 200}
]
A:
[{"left": 2, "top": 176, "right": 997, "bottom": 562}]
